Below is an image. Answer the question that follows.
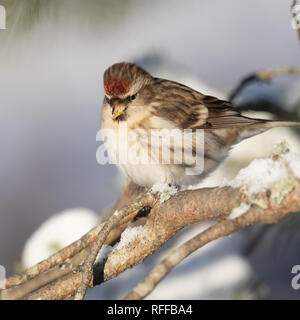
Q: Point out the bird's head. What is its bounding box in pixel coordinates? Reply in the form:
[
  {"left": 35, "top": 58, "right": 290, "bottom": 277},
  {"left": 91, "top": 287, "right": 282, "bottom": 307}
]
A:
[{"left": 103, "top": 62, "right": 153, "bottom": 121}]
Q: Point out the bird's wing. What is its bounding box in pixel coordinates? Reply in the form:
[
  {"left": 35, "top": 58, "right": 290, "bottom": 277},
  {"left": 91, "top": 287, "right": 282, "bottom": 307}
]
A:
[
  {"left": 150, "top": 79, "right": 263, "bottom": 130},
  {"left": 190, "top": 95, "right": 263, "bottom": 130}
]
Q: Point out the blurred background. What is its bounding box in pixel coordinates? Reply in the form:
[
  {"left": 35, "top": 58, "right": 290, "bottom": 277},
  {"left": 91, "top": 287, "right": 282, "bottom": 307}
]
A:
[{"left": 0, "top": 0, "right": 300, "bottom": 299}]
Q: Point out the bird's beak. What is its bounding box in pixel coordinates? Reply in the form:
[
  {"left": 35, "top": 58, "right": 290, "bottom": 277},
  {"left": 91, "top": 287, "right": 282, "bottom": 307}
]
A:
[{"left": 111, "top": 103, "right": 126, "bottom": 120}]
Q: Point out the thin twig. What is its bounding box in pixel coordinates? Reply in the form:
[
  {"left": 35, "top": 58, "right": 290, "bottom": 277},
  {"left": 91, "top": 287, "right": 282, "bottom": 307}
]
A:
[
  {"left": 73, "top": 191, "right": 157, "bottom": 300},
  {"left": 123, "top": 218, "right": 243, "bottom": 299},
  {"left": 5, "top": 222, "right": 105, "bottom": 289},
  {"left": 2, "top": 249, "right": 88, "bottom": 300},
  {"left": 228, "top": 67, "right": 300, "bottom": 101},
  {"left": 24, "top": 266, "right": 83, "bottom": 300}
]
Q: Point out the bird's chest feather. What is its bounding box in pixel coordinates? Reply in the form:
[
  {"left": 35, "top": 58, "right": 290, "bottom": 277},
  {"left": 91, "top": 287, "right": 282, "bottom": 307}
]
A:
[
  {"left": 101, "top": 112, "right": 180, "bottom": 186},
  {"left": 100, "top": 108, "right": 226, "bottom": 187}
]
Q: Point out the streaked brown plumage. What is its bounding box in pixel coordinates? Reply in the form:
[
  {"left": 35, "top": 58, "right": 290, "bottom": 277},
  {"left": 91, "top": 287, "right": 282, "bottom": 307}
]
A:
[{"left": 100, "top": 62, "right": 300, "bottom": 187}]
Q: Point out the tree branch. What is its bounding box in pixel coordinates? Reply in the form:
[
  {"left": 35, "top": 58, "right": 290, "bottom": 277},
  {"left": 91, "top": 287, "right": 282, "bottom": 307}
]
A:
[
  {"left": 123, "top": 193, "right": 300, "bottom": 299},
  {"left": 1, "top": 151, "right": 299, "bottom": 300}
]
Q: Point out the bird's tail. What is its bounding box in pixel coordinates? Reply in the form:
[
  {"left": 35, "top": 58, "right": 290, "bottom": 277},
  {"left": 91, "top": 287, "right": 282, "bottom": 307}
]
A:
[
  {"left": 239, "top": 119, "right": 300, "bottom": 140},
  {"left": 261, "top": 120, "right": 300, "bottom": 129}
]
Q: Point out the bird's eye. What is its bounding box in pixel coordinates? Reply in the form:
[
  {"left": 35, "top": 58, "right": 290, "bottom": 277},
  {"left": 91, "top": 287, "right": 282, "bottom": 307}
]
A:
[{"left": 130, "top": 94, "right": 137, "bottom": 101}]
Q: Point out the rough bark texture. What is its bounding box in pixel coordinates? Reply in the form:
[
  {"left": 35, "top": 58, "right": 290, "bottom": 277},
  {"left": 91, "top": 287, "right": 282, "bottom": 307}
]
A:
[{"left": 1, "top": 172, "right": 299, "bottom": 300}]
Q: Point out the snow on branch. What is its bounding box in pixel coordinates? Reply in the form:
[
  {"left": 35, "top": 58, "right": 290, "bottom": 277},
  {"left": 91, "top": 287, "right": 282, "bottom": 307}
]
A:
[{"left": 1, "top": 142, "right": 299, "bottom": 300}]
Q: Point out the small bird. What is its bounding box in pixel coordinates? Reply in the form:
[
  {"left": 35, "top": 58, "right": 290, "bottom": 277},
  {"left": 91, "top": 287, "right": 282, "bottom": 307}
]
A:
[{"left": 100, "top": 62, "right": 300, "bottom": 188}]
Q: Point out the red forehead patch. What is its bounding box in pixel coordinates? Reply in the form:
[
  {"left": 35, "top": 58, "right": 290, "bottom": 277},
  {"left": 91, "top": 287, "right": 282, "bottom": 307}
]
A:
[{"left": 104, "top": 79, "right": 130, "bottom": 95}]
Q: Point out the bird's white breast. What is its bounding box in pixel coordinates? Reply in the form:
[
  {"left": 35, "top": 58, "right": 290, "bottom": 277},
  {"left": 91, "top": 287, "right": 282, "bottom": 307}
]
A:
[{"left": 101, "top": 106, "right": 207, "bottom": 187}]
